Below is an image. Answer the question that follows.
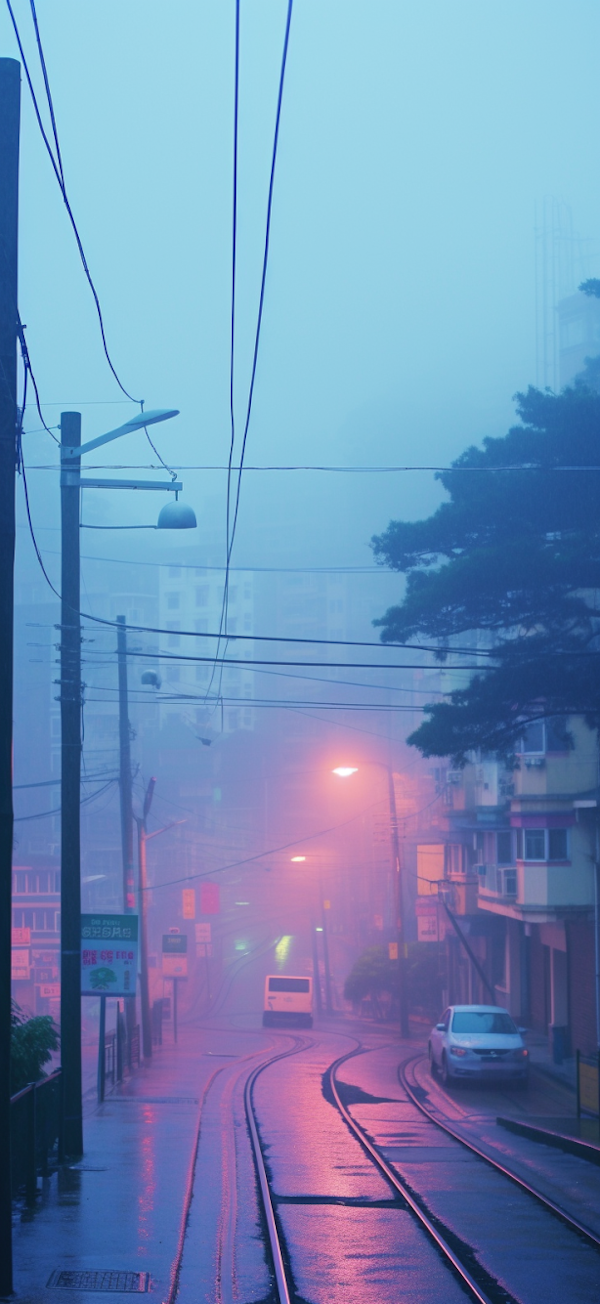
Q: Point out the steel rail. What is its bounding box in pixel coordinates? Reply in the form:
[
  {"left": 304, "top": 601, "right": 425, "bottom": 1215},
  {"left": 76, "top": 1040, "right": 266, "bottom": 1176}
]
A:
[
  {"left": 329, "top": 1047, "right": 496, "bottom": 1304},
  {"left": 399, "top": 1053, "right": 600, "bottom": 1249},
  {"left": 244, "top": 1035, "right": 315, "bottom": 1304}
]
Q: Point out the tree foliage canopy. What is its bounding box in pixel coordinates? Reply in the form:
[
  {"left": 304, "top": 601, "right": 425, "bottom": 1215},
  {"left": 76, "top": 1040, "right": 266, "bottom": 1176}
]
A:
[
  {"left": 11, "top": 1001, "right": 59, "bottom": 1095},
  {"left": 371, "top": 385, "right": 600, "bottom": 760}
]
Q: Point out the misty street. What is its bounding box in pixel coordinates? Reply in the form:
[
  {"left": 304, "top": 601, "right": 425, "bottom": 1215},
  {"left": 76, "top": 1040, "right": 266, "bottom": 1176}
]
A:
[{"left": 2, "top": 3, "right": 600, "bottom": 1303}]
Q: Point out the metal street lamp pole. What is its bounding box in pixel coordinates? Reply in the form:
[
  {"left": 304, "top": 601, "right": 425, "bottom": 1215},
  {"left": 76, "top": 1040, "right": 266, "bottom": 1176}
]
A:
[
  {"left": 333, "top": 762, "right": 410, "bottom": 1037},
  {"left": 59, "top": 407, "right": 193, "bottom": 1153}
]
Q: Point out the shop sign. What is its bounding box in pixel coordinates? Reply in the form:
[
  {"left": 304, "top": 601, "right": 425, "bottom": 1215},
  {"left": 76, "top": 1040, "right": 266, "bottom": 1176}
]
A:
[{"left": 81, "top": 914, "right": 138, "bottom": 997}]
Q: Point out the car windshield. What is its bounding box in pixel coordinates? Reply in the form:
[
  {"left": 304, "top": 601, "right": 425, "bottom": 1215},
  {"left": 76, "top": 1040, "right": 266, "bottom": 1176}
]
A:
[{"left": 452, "top": 1011, "right": 517, "bottom": 1035}]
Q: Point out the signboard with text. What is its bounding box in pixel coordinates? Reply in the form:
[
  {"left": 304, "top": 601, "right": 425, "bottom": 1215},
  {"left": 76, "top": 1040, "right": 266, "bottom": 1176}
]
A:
[
  {"left": 200, "top": 882, "right": 220, "bottom": 914},
  {"left": 12, "top": 927, "right": 31, "bottom": 947},
  {"left": 182, "top": 888, "right": 196, "bottom": 919},
  {"left": 11, "top": 949, "right": 30, "bottom": 981},
  {"left": 81, "top": 914, "right": 138, "bottom": 997},
  {"left": 162, "top": 932, "right": 188, "bottom": 977}
]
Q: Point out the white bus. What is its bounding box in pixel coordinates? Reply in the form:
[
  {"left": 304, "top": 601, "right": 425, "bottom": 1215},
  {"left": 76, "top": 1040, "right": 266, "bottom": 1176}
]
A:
[{"left": 262, "top": 975, "right": 313, "bottom": 1027}]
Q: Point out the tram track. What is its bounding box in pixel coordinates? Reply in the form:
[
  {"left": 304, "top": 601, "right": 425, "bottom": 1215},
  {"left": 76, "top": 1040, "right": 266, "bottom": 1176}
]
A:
[{"left": 398, "top": 1052, "right": 600, "bottom": 1249}]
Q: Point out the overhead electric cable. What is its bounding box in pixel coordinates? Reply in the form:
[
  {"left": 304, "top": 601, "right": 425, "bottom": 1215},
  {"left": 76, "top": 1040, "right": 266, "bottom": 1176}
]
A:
[{"left": 5, "top": 0, "right": 141, "bottom": 402}]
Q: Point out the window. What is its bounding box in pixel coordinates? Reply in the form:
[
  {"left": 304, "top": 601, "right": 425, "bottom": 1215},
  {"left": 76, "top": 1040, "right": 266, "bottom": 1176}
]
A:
[
  {"left": 518, "top": 717, "right": 570, "bottom": 754},
  {"left": 244, "top": 583, "right": 252, "bottom": 600},
  {"left": 227, "top": 618, "right": 237, "bottom": 634},
  {"left": 196, "top": 586, "right": 209, "bottom": 607},
  {"left": 229, "top": 587, "right": 238, "bottom": 604},
  {"left": 516, "top": 828, "right": 568, "bottom": 861},
  {"left": 548, "top": 828, "right": 568, "bottom": 861},
  {"left": 196, "top": 665, "right": 210, "bottom": 682},
  {"left": 452, "top": 1011, "right": 517, "bottom": 1034},
  {"left": 195, "top": 618, "right": 208, "bottom": 635},
  {"left": 496, "top": 831, "right": 513, "bottom": 864},
  {"left": 166, "top": 666, "right": 180, "bottom": 683},
  {"left": 168, "top": 566, "right": 182, "bottom": 578},
  {"left": 524, "top": 829, "right": 545, "bottom": 860},
  {"left": 167, "top": 592, "right": 180, "bottom": 610},
  {"left": 268, "top": 977, "right": 309, "bottom": 992},
  {"left": 520, "top": 720, "right": 545, "bottom": 753},
  {"left": 244, "top": 615, "right": 252, "bottom": 632},
  {"left": 167, "top": 622, "right": 180, "bottom": 648}
]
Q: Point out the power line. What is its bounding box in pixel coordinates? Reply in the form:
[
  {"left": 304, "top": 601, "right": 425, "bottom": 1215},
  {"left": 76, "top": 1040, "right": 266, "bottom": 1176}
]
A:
[
  {"left": 24, "top": 462, "right": 600, "bottom": 473},
  {"left": 5, "top": 0, "right": 141, "bottom": 403}
]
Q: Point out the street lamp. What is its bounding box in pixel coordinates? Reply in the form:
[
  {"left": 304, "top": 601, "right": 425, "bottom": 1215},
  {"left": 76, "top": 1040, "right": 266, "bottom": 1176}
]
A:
[
  {"left": 289, "top": 854, "right": 332, "bottom": 1015},
  {"left": 60, "top": 407, "right": 194, "bottom": 1158},
  {"left": 333, "top": 762, "right": 410, "bottom": 1038}
]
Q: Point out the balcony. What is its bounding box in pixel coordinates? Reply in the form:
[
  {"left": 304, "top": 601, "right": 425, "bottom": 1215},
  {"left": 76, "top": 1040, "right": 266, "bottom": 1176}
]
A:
[
  {"left": 478, "top": 858, "right": 594, "bottom": 918},
  {"left": 477, "top": 864, "right": 517, "bottom": 902}
]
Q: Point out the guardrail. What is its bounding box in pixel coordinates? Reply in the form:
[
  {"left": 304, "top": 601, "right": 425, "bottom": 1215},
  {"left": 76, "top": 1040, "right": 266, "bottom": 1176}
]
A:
[{"left": 10, "top": 1069, "right": 62, "bottom": 1206}]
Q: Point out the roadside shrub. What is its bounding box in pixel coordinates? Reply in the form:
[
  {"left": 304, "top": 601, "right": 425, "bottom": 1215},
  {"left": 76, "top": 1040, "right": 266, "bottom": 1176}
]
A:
[{"left": 11, "top": 1000, "right": 59, "bottom": 1095}]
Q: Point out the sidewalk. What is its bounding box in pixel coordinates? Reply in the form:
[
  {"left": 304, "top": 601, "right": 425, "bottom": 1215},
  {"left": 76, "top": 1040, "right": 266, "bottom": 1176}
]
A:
[
  {"left": 9, "top": 1021, "right": 246, "bottom": 1303},
  {"left": 525, "top": 1029, "right": 577, "bottom": 1093}
]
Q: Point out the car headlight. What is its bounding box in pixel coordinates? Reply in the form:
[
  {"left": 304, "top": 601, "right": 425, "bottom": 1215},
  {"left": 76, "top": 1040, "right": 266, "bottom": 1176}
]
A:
[{"left": 450, "top": 1046, "right": 467, "bottom": 1057}]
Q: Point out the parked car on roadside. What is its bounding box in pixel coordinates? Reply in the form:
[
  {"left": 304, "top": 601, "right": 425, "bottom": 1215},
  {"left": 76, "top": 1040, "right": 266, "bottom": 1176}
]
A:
[{"left": 429, "top": 1004, "right": 528, "bottom": 1087}]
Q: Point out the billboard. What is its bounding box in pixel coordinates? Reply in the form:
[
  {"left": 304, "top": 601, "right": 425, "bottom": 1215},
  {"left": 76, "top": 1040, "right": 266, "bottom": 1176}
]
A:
[{"left": 81, "top": 914, "right": 138, "bottom": 997}]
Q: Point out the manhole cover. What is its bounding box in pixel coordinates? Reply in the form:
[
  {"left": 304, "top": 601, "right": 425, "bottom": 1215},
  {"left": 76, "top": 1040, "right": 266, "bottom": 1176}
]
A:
[{"left": 47, "top": 1270, "right": 150, "bottom": 1292}]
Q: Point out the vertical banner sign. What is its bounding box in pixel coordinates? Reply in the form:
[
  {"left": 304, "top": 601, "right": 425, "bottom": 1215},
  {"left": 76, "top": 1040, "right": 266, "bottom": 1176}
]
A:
[
  {"left": 200, "top": 882, "right": 220, "bottom": 914},
  {"left": 182, "top": 888, "right": 196, "bottom": 919},
  {"left": 195, "top": 921, "right": 212, "bottom": 958},
  {"left": 162, "top": 933, "right": 188, "bottom": 977},
  {"left": 388, "top": 942, "right": 399, "bottom": 960},
  {"left": 415, "top": 899, "right": 439, "bottom": 943},
  {"left": 81, "top": 914, "right": 139, "bottom": 996}
]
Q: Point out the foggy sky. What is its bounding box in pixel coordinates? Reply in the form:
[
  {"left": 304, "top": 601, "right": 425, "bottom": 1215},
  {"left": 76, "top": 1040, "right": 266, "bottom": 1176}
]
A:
[{"left": 4, "top": 0, "right": 600, "bottom": 584}]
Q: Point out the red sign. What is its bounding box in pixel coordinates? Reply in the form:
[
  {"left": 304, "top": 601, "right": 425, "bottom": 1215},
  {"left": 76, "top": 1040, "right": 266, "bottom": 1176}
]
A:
[
  {"left": 200, "top": 882, "right": 220, "bottom": 914},
  {"left": 12, "top": 927, "right": 30, "bottom": 946}
]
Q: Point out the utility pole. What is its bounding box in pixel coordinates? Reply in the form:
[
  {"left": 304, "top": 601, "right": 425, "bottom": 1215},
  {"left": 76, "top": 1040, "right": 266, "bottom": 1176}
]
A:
[
  {"left": 0, "top": 57, "right": 20, "bottom": 1299},
  {"left": 60, "top": 411, "right": 83, "bottom": 1158},
  {"left": 117, "top": 616, "right": 136, "bottom": 1047},
  {"left": 319, "top": 873, "right": 333, "bottom": 1015},
  {"left": 117, "top": 617, "right": 135, "bottom": 912},
  {"left": 387, "top": 767, "right": 410, "bottom": 1038},
  {"left": 311, "top": 917, "right": 323, "bottom": 1016},
  {"left": 135, "top": 777, "right": 155, "bottom": 1059}
]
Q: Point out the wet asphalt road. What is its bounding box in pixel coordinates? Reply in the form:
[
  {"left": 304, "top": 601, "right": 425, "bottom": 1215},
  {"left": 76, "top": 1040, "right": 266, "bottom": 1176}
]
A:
[{"left": 10, "top": 938, "right": 600, "bottom": 1304}]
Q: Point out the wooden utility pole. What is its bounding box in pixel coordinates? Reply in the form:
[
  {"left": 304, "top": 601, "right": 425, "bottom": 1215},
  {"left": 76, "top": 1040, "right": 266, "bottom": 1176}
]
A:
[
  {"left": 0, "top": 57, "right": 20, "bottom": 1298},
  {"left": 60, "top": 411, "right": 83, "bottom": 1158}
]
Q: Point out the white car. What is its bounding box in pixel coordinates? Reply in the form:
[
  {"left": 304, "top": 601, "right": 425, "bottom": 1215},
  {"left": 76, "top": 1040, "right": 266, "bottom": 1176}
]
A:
[{"left": 429, "top": 1004, "right": 528, "bottom": 1087}]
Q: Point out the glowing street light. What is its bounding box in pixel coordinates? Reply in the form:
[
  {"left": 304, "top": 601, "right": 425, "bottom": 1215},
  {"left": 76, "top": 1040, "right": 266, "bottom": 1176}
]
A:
[
  {"left": 290, "top": 855, "right": 306, "bottom": 862},
  {"left": 332, "top": 759, "right": 409, "bottom": 1038}
]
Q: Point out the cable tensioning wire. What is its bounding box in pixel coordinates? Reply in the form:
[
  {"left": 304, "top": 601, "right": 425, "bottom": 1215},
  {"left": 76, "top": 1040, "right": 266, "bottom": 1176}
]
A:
[{"left": 6, "top": 0, "right": 141, "bottom": 404}]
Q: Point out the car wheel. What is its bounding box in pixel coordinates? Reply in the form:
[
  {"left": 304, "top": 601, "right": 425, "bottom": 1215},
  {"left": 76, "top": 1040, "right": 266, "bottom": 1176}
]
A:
[
  {"left": 428, "top": 1043, "right": 437, "bottom": 1077},
  {"left": 441, "top": 1052, "right": 451, "bottom": 1088}
]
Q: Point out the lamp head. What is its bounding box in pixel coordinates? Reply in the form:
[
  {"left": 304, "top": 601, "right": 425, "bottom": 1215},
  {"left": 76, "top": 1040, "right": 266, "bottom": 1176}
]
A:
[
  {"left": 157, "top": 500, "right": 197, "bottom": 529},
  {"left": 332, "top": 767, "right": 358, "bottom": 777}
]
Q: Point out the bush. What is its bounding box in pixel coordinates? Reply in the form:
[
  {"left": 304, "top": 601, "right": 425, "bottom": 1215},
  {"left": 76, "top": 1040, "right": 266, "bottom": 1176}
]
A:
[
  {"left": 344, "top": 946, "right": 398, "bottom": 1020},
  {"left": 11, "top": 1001, "right": 59, "bottom": 1095}
]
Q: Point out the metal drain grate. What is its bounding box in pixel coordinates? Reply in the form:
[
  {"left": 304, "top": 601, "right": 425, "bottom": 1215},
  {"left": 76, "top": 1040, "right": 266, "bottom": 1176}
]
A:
[{"left": 47, "top": 1270, "right": 149, "bottom": 1292}]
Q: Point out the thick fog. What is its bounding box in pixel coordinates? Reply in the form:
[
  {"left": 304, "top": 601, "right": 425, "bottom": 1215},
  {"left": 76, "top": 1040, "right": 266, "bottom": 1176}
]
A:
[{"left": 7, "top": 2, "right": 600, "bottom": 1036}]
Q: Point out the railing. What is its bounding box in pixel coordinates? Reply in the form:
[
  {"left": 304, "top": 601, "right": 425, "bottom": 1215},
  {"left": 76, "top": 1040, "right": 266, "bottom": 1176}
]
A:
[{"left": 10, "top": 1069, "right": 62, "bottom": 1206}]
